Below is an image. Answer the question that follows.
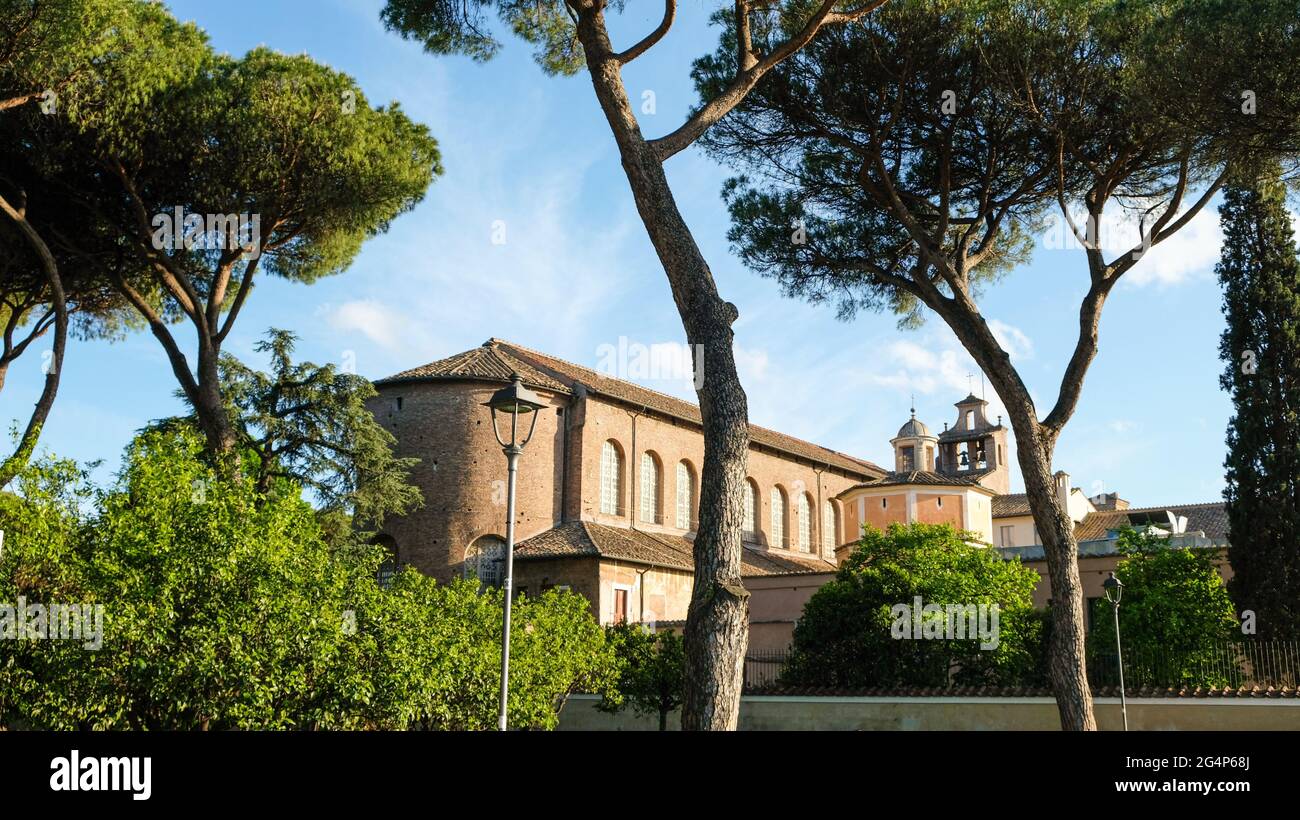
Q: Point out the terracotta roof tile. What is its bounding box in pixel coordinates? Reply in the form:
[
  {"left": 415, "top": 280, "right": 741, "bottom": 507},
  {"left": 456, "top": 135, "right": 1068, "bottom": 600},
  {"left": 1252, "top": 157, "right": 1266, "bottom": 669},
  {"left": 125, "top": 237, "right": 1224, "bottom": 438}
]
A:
[
  {"left": 375, "top": 342, "right": 570, "bottom": 393},
  {"left": 377, "top": 339, "right": 886, "bottom": 479},
  {"left": 838, "top": 471, "right": 990, "bottom": 497},
  {"left": 514, "top": 521, "right": 837, "bottom": 577},
  {"left": 739, "top": 545, "right": 839, "bottom": 577},
  {"left": 1073, "top": 502, "right": 1228, "bottom": 543},
  {"left": 992, "top": 493, "right": 1031, "bottom": 517}
]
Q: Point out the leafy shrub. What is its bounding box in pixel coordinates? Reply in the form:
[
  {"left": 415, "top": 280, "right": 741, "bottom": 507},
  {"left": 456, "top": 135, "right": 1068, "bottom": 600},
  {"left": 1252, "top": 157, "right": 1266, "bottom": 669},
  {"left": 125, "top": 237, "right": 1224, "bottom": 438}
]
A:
[
  {"left": 597, "top": 622, "right": 684, "bottom": 730},
  {"left": 1088, "top": 528, "right": 1239, "bottom": 687},
  {"left": 0, "top": 429, "right": 613, "bottom": 729},
  {"left": 782, "top": 522, "right": 1043, "bottom": 688}
]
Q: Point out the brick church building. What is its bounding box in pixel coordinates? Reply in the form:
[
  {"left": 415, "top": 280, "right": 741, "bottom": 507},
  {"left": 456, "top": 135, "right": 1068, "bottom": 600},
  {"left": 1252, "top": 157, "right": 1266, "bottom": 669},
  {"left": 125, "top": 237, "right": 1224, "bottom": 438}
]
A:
[{"left": 369, "top": 338, "right": 1228, "bottom": 649}]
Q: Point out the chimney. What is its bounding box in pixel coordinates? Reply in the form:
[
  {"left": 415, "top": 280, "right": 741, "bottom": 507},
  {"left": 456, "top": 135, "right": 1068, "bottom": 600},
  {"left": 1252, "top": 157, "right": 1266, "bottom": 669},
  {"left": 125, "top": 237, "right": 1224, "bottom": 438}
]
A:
[{"left": 1054, "top": 471, "right": 1070, "bottom": 513}]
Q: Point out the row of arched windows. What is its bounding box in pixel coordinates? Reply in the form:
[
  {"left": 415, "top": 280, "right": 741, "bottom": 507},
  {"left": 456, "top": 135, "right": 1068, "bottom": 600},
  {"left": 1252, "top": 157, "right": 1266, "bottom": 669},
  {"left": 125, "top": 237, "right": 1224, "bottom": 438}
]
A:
[
  {"left": 600, "top": 439, "right": 841, "bottom": 555},
  {"left": 746, "top": 480, "right": 836, "bottom": 553},
  {"left": 600, "top": 441, "right": 695, "bottom": 529}
]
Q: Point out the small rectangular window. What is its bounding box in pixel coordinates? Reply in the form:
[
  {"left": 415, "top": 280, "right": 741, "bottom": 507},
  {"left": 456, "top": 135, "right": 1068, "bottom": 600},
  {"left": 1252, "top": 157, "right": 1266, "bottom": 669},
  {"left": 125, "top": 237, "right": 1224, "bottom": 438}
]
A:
[
  {"left": 999, "top": 525, "right": 1015, "bottom": 547},
  {"left": 881, "top": 498, "right": 888, "bottom": 509}
]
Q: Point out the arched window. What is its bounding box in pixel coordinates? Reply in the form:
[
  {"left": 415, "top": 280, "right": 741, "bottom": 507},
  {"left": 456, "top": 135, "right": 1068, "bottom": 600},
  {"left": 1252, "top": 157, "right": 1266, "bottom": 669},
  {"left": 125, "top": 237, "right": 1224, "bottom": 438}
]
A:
[
  {"left": 465, "top": 535, "right": 506, "bottom": 588},
  {"left": 600, "top": 440, "right": 622, "bottom": 515},
  {"left": 374, "top": 534, "right": 399, "bottom": 588},
  {"left": 742, "top": 479, "right": 759, "bottom": 539},
  {"left": 770, "top": 486, "right": 787, "bottom": 548},
  {"left": 640, "top": 452, "right": 661, "bottom": 524},
  {"left": 797, "top": 493, "right": 812, "bottom": 552},
  {"left": 675, "top": 461, "right": 695, "bottom": 530},
  {"left": 822, "top": 501, "right": 837, "bottom": 556}
]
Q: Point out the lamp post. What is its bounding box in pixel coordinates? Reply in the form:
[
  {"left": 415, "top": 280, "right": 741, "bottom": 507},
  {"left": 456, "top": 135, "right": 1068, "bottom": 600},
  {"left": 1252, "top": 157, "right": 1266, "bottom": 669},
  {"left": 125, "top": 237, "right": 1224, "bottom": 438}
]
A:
[
  {"left": 484, "top": 372, "right": 546, "bottom": 731},
  {"left": 1103, "top": 571, "right": 1128, "bottom": 732}
]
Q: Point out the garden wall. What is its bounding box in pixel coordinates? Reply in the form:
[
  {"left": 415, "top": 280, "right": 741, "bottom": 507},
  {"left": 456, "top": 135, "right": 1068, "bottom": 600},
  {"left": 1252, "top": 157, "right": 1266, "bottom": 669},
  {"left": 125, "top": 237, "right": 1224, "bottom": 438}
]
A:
[{"left": 558, "top": 694, "right": 1300, "bottom": 731}]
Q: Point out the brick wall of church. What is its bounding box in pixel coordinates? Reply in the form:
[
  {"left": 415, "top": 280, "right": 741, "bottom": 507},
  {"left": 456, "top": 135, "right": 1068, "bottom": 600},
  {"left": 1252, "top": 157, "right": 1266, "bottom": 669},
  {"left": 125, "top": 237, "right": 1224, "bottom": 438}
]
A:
[
  {"left": 573, "top": 395, "right": 870, "bottom": 557},
  {"left": 369, "top": 378, "right": 878, "bottom": 582},
  {"left": 368, "top": 380, "right": 568, "bottom": 583}
]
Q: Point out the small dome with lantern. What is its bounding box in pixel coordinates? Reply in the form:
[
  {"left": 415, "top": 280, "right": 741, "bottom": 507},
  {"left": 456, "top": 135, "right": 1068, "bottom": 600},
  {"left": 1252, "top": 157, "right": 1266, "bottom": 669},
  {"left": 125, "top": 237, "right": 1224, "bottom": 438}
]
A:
[
  {"left": 897, "top": 416, "right": 930, "bottom": 438},
  {"left": 890, "top": 401, "right": 938, "bottom": 472}
]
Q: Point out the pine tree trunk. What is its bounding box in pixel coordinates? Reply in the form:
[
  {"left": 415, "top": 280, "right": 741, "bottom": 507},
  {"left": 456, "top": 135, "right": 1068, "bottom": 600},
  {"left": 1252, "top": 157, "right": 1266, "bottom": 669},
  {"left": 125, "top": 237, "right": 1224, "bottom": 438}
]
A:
[
  {"left": 575, "top": 10, "right": 750, "bottom": 730},
  {"left": 0, "top": 194, "right": 67, "bottom": 489},
  {"left": 194, "top": 339, "right": 237, "bottom": 458},
  {"left": 934, "top": 297, "right": 1097, "bottom": 730},
  {"left": 1015, "top": 425, "right": 1096, "bottom": 730}
]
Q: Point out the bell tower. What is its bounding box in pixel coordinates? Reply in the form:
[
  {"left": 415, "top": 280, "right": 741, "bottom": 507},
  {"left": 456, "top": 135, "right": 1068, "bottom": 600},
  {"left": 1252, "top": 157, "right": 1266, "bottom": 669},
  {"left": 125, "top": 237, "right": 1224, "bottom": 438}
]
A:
[{"left": 936, "top": 394, "right": 1010, "bottom": 494}]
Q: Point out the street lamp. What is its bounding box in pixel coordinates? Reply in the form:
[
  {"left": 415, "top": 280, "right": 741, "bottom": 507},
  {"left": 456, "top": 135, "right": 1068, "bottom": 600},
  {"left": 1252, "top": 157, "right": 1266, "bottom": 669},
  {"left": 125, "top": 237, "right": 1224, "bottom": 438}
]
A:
[
  {"left": 1103, "top": 571, "right": 1128, "bottom": 732},
  {"left": 484, "top": 372, "right": 546, "bottom": 732}
]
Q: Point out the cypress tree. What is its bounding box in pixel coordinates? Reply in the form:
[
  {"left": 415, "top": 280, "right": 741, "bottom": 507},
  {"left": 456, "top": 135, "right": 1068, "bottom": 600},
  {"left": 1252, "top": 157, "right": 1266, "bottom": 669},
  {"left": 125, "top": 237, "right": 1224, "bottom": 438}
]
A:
[{"left": 1219, "top": 168, "right": 1300, "bottom": 639}]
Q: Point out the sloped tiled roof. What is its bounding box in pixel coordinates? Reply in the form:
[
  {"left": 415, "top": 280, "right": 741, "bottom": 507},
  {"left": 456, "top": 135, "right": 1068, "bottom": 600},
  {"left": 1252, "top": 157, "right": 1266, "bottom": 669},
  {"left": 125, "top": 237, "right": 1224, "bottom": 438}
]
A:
[
  {"left": 838, "top": 471, "right": 989, "bottom": 497},
  {"left": 377, "top": 338, "right": 886, "bottom": 478},
  {"left": 992, "top": 493, "right": 1031, "bottom": 517},
  {"left": 1073, "top": 502, "right": 1228, "bottom": 543},
  {"left": 937, "top": 427, "right": 1005, "bottom": 444},
  {"left": 375, "top": 343, "right": 571, "bottom": 393},
  {"left": 740, "top": 546, "right": 839, "bottom": 577},
  {"left": 514, "top": 521, "right": 837, "bottom": 577}
]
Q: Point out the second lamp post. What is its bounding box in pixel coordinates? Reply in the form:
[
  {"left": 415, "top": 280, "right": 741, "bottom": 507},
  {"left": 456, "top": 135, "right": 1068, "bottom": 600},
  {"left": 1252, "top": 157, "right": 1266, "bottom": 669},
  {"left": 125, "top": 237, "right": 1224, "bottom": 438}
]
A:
[{"left": 1103, "top": 571, "right": 1128, "bottom": 731}]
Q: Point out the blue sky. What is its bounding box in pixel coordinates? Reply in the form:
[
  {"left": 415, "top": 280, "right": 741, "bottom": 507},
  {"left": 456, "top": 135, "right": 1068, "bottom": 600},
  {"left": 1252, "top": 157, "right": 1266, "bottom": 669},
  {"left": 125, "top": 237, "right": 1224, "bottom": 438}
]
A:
[{"left": 3, "top": 0, "right": 1285, "bottom": 507}]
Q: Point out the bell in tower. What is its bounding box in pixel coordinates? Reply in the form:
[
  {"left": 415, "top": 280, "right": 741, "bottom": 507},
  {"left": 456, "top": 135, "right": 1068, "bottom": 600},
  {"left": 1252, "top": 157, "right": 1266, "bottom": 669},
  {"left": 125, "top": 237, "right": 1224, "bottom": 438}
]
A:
[{"left": 935, "top": 392, "right": 1011, "bottom": 495}]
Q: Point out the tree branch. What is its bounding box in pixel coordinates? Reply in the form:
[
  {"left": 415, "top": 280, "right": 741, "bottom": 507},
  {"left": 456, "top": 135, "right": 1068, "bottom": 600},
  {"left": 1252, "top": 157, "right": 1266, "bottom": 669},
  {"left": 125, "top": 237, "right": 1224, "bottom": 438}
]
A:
[
  {"left": 107, "top": 159, "right": 206, "bottom": 326},
  {"left": 613, "top": 0, "right": 676, "bottom": 64},
  {"left": 216, "top": 255, "right": 261, "bottom": 344},
  {"left": 649, "top": 0, "right": 888, "bottom": 162},
  {"left": 112, "top": 273, "right": 201, "bottom": 402}
]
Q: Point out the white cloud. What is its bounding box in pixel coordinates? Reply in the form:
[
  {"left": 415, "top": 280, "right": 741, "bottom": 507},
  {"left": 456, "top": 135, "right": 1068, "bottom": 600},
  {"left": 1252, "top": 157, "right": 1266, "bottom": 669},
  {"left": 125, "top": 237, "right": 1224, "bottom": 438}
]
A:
[
  {"left": 733, "top": 343, "right": 770, "bottom": 383},
  {"left": 323, "top": 299, "right": 430, "bottom": 352},
  {"left": 1125, "top": 207, "right": 1224, "bottom": 287},
  {"left": 884, "top": 339, "right": 940, "bottom": 371},
  {"left": 873, "top": 338, "right": 992, "bottom": 405},
  {"left": 1042, "top": 201, "right": 1226, "bottom": 288},
  {"left": 327, "top": 300, "right": 396, "bottom": 348},
  {"left": 988, "top": 319, "right": 1034, "bottom": 361},
  {"left": 1108, "top": 419, "right": 1138, "bottom": 434}
]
